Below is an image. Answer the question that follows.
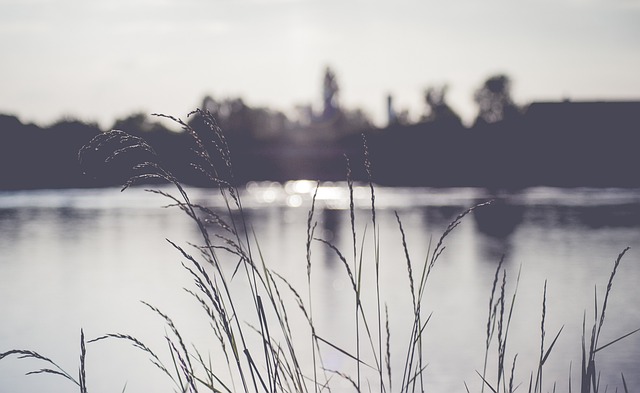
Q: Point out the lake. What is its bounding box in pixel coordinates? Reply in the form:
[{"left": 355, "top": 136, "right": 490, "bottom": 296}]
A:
[{"left": 1, "top": 183, "right": 639, "bottom": 393}]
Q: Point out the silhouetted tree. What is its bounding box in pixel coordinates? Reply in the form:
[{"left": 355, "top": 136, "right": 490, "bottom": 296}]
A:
[
  {"left": 473, "top": 74, "right": 520, "bottom": 125},
  {"left": 0, "top": 116, "right": 101, "bottom": 189},
  {"left": 112, "top": 113, "right": 172, "bottom": 135},
  {"left": 340, "top": 108, "right": 373, "bottom": 131},
  {"left": 422, "top": 84, "right": 462, "bottom": 127},
  {"left": 322, "top": 66, "right": 340, "bottom": 119},
  {"left": 199, "top": 95, "right": 293, "bottom": 141}
]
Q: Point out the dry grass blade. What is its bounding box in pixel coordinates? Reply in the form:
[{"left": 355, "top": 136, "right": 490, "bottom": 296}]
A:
[
  {"left": 324, "top": 368, "right": 360, "bottom": 392},
  {"left": 306, "top": 182, "right": 319, "bottom": 279},
  {"left": 306, "top": 182, "right": 320, "bottom": 393},
  {"left": 580, "top": 247, "right": 632, "bottom": 393},
  {"left": 165, "top": 337, "right": 187, "bottom": 392},
  {"left": 429, "top": 200, "right": 493, "bottom": 272},
  {"left": 501, "top": 264, "right": 522, "bottom": 365},
  {"left": 509, "top": 354, "right": 518, "bottom": 393},
  {"left": 255, "top": 295, "right": 277, "bottom": 393},
  {"left": 106, "top": 144, "right": 155, "bottom": 163},
  {"left": 344, "top": 154, "right": 356, "bottom": 263},
  {"left": 488, "top": 256, "right": 505, "bottom": 345},
  {"left": 594, "top": 327, "right": 640, "bottom": 353},
  {"left": 0, "top": 349, "right": 79, "bottom": 387},
  {"left": 78, "top": 130, "right": 156, "bottom": 163},
  {"left": 620, "top": 373, "right": 628, "bottom": 393},
  {"left": 120, "top": 174, "right": 168, "bottom": 191},
  {"left": 541, "top": 326, "right": 565, "bottom": 365},
  {"left": 362, "top": 136, "right": 384, "bottom": 393},
  {"left": 395, "top": 211, "right": 416, "bottom": 311},
  {"left": 405, "top": 363, "right": 429, "bottom": 389},
  {"left": 413, "top": 312, "right": 433, "bottom": 345},
  {"left": 148, "top": 189, "right": 236, "bottom": 236},
  {"left": 192, "top": 342, "right": 233, "bottom": 393},
  {"left": 534, "top": 280, "right": 548, "bottom": 393},
  {"left": 315, "top": 233, "right": 381, "bottom": 380},
  {"left": 476, "top": 370, "right": 499, "bottom": 393},
  {"left": 271, "top": 272, "right": 311, "bottom": 324},
  {"left": 141, "top": 301, "right": 197, "bottom": 393},
  {"left": 26, "top": 368, "right": 73, "bottom": 379},
  {"left": 581, "top": 312, "right": 589, "bottom": 392},
  {"left": 596, "top": 247, "right": 630, "bottom": 346},
  {"left": 482, "top": 255, "right": 505, "bottom": 393},
  {"left": 89, "top": 333, "right": 173, "bottom": 381},
  {"left": 314, "top": 237, "right": 357, "bottom": 292},
  {"left": 243, "top": 350, "right": 270, "bottom": 393},
  {"left": 0, "top": 349, "right": 53, "bottom": 365},
  {"left": 362, "top": 133, "right": 375, "bottom": 228},
  {"left": 315, "top": 335, "right": 375, "bottom": 371},
  {"left": 344, "top": 153, "right": 361, "bottom": 392},
  {"left": 497, "top": 271, "right": 507, "bottom": 390},
  {"left": 385, "top": 305, "right": 392, "bottom": 392},
  {"left": 79, "top": 329, "right": 87, "bottom": 393}
]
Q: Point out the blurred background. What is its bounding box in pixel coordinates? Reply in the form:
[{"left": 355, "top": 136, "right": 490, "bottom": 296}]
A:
[{"left": 1, "top": 1, "right": 640, "bottom": 392}]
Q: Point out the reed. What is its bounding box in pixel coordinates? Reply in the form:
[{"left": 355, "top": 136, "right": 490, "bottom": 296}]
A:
[{"left": 1, "top": 109, "right": 639, "bottom": 392}]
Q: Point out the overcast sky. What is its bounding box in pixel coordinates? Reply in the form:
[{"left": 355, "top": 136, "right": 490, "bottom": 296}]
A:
[{"left": 1, "top": 0, "right": 639, "bottom": 128}]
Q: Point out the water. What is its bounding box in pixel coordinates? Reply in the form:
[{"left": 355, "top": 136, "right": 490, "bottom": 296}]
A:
[{"left": 1, "top": 184, "right": 640, "bottom": 392}]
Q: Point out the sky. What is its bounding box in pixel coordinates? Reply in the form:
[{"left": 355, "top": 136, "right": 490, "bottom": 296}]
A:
[{"left": 1, "top": 0, "right": 639, "bottom": 129}]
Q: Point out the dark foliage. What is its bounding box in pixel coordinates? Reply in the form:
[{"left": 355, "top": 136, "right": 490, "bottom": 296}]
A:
[{"left": 1, "top": 98, "right": 640, "bottom": 189}]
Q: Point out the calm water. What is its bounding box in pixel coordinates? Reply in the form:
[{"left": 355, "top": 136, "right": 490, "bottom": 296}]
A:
[{"left": 1, "top": 184, "right": 640, "bottom": 393}]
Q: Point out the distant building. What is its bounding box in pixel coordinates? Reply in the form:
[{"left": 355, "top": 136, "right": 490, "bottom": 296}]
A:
[
  {"left": 523, "top": 100, "right": 640, "bottom": 133},
  {"left": 387, "top": 94, "right": 397, "bottom": 126}
]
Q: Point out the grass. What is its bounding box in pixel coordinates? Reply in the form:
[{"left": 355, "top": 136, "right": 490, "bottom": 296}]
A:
[{"left": 1, "top": 109, "right": 639, "bottom": 392}]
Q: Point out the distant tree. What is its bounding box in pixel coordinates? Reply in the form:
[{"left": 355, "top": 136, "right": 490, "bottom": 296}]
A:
[
  {"left": 341, "top": 108, "right": 373, "bottom": 131},
  {"left": 422, "top": 84, "right": 462, "bottom": 126},
  {"left": 473, "top": 74, "right": 520, "bottom": 125},
  {"left": 293, "top": 104, "right": 314, "bottom": 126},
  {"left": 223, "top": 98, "right": 251, "bottom": 134},
  {"left": 201, "top": 95, "right": 219, "bottom": 116},
  {"left": 199, "top": 95, "right": 293, "bottom": 141},
  {"left": 395, "top": 109, "right": 411, "bottom": 126},
  {"left": 49, "top": 118, "right": 101, "bottom": 134},
  {"left": 322, "top": 66, "right": 340, "bottom": 119},
  {"left": 112, "top": 113, "right": 171, "bottom": 134}
]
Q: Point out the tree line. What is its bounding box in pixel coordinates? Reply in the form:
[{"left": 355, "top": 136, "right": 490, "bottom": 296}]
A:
[{"left": 2, "top": 72, "right": 638, "bottom": 189}]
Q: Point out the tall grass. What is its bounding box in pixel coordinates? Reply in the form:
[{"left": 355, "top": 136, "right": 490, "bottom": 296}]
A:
[{"left": 1, "top": 109, "right": 639, "bottom": 392}]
